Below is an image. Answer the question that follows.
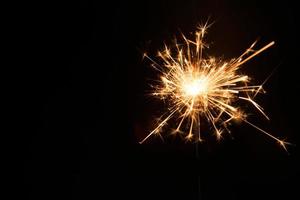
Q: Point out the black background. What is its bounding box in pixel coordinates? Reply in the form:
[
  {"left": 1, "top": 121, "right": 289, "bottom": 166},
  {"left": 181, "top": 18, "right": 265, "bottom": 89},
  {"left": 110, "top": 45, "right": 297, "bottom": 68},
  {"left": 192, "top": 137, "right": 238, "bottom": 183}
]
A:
[{"left": 22, "top": 0, "right": 299, "bottom": 199}]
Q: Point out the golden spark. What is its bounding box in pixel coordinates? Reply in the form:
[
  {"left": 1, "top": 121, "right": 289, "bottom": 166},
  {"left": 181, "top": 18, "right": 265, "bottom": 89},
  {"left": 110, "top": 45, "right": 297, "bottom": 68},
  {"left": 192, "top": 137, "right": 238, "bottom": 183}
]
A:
[{"left": 140, "top": 23, "right": 290, "bottom": 151}]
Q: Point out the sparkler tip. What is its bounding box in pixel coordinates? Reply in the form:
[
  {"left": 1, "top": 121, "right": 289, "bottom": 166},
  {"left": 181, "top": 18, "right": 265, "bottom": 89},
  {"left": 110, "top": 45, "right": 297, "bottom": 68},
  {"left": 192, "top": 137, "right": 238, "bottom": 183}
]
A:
[
  {"left": 142, "top": 52, "right": 147, "bottom": 59},
  {"left": 140, "top": 24, "right": 289, "bottom": 152},
  {"left": 185, "top": 134, "right": 194, "bottom": 141},
  {"left": 277, "top": 139, "right": 293, "bottom": 153}
]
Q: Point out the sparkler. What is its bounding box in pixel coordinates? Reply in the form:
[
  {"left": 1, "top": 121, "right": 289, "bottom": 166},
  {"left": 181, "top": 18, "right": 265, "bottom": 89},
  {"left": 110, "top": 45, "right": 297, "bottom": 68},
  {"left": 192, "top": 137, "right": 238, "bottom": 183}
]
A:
[{"left": 140, "top": 23, "right": 289, "bottom": 150}]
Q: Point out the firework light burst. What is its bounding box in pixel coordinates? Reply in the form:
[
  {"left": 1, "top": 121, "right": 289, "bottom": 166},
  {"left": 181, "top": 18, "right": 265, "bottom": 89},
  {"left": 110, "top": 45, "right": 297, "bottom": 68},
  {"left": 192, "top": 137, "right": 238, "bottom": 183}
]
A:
[{"left": 140, "top": 23, "right": 290, "bottom": 151}]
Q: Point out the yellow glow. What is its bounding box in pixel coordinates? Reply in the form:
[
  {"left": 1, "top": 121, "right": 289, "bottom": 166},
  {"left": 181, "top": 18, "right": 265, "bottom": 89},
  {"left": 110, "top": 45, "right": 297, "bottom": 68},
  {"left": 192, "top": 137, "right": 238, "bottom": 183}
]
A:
[
  {"left": 182, "top": 75, "right": 208, "bottom": 97},
  {"left": 140, "top": 23, "right": 290, "bottom": 151}
]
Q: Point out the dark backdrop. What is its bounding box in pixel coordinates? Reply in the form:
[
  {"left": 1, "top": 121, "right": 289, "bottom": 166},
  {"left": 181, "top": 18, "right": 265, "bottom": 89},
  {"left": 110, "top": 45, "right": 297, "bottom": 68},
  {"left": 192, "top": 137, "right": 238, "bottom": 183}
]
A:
[{"left": 22, "top": 0, "right": 299, "bottom": 199}]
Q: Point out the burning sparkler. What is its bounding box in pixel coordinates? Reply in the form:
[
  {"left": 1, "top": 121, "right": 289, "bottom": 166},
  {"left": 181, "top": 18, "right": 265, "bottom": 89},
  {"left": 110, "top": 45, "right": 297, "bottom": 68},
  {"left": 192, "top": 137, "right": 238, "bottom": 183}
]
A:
[{"left": 140, "top": 23, "right": 289, "bottom": 150}]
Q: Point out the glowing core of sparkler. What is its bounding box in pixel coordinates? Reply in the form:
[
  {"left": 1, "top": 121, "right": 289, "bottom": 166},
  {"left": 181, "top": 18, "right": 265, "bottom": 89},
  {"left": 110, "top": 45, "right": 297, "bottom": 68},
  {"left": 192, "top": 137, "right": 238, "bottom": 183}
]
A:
[
  {"left": 182, "top": 76, "right": 208, "bottom": 97},
  {"left": 140, "top": 23, "right": 290, "bottom": 151}
]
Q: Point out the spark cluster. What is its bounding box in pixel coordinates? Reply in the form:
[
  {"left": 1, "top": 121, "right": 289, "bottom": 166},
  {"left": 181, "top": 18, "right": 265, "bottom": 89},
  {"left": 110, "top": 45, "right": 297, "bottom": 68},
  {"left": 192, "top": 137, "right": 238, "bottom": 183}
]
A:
[{"left": 140, "top": 24, "right": 289, "bottom": 150}]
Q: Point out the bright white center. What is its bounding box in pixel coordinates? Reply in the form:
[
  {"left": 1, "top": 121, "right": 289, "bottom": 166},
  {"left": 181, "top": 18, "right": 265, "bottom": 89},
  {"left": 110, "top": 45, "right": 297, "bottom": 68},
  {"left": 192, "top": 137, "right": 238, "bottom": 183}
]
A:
[{"left": 183, "top": 77, "right": 208, "bottom": 97}]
